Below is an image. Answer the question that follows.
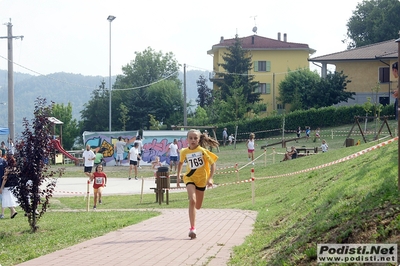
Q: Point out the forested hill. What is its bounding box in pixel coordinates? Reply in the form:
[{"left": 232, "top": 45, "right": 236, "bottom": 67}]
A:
[{"left": 0, "top": 69, "right": 210, "bottom": 134}]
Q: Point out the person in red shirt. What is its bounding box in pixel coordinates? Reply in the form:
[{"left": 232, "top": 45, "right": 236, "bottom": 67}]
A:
[{"left": 89, "top": 165, "right": 107, "bottom": 210}]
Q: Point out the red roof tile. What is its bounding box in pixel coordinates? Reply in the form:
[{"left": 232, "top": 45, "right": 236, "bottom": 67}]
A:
[{"left": 208, "top": 34, "right": 314, "bottom": 53}]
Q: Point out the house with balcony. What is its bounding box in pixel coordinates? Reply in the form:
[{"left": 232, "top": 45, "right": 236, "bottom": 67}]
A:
[
  {"left": 309, "top": 39, "right": 399, "bottom": 106},
  {"left": 207, "top": 33, "right": 316, "bottom": 114}
]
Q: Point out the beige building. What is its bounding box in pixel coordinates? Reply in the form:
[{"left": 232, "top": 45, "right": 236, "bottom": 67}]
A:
[
  {"left": 207, "top": 34, "right": 315, "bottom": 115},
  {"left": 309, "top": 39, "right": 399, "bottom": 106}
]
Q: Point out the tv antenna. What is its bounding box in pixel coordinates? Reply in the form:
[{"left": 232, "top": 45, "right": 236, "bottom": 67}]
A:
[{"left": 250, "top": 15, "right": 257, "bottom": 34}]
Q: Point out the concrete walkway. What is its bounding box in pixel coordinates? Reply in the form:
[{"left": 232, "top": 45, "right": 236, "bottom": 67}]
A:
[{"left": 17, "top": 178, "right": 258, "bottom": 266}]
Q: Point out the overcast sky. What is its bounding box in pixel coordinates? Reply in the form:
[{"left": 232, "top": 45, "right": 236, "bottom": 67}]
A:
[{"left": 0, "top": 0, "right": 362, "bottom": 77}]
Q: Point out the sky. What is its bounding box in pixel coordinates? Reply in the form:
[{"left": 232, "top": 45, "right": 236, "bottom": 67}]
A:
[{"left": 0, "top": 0, "right": 363, "bottom": 78}]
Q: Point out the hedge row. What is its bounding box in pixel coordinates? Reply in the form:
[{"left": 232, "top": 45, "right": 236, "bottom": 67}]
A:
[{"left": 215, "top": 104, "right": 394, "bottom": 139}]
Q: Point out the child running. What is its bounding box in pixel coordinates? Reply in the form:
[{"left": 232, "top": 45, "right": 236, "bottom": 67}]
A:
[
  {"left": 246, "top": 133, "right": 256, "bottom": 165},
  {"left": 89, "top": 164, "right": 107, "bottom": 210},
  {"left": 176, "top": 129, "right": 219, "bottom": 239}
]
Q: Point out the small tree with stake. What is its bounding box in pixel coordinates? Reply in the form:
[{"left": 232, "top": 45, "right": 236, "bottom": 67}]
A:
[{"left": 11, "top": 97, "right": 63, "bottom": 233}]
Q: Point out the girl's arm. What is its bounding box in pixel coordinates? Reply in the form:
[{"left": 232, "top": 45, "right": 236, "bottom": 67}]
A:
[
  {"left": 176, "top": 161, "right": 183, "bottom": 187},
  {"left": 207, "top": 163, "right": 216, "bottom": 187}
]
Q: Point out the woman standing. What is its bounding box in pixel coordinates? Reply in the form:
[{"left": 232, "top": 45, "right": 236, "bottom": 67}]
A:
[{"left": 0, "top": 155, "right": 18, "bottom": 219}]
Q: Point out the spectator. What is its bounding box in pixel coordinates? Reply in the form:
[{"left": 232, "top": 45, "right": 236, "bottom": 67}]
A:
[
  {"left": 222, "top": 128, "right": 228, "bottom": 146},
  {"left": 134, "top": 136, "right": 144, "bottom": 169},
  {"left": 228, "top": 134, "right": 235, "bottom": 145},
  {"left": 114, "top": 137, "right": 127, "bottom": 166},
  {"left": 151, "top": 156, "right": 162, "bottom": 178},
  {"left": 167, "top": 139, "right": 179, "bottom": 173},
  {"left": 281, "top": 146, "right": 297, "bottom": 162},
  {"left": 321, "top": 139, "right": 329, "bottom": 153},
  {"left": 83, "top": 144, "right": 95, "bottom": 178},
  {"left": 0, "top": 154, "right": 18, "bottom": 219},
  {"left": 128, "top": 142, "right": 140, "bottom": 180}
]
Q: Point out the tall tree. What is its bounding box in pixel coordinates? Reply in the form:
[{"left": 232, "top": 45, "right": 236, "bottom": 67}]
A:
[
  {"left": 196, "top": 75, "right": 213, "bottom": 107},
  {"left": 345, "top": 0, "right": 400, "bottom": 48},
  {"left": 51, "top": 102, "right": 80, "bottom": 150},
  {"left": 112, "top": 47, "right": 182, "bottom": 129},
  {"left": 216, "top": 35, "right": 261, "bottom": 105},
  {"left": 80, "top": 80, "right": 109, "bottom": 131}
]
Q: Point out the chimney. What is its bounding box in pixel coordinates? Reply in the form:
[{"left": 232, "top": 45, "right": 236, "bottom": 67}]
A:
[
  {"left": 220, "top": 36, "right": 224, "bottom": 43},
  {"left": 252, "top": 36, "right": 254, "bottom": 44},
  {"left": 284, "top": 33, "right": 287, "bottom": 42},
  {"left": 278, "top": 32, "right": 281, "bottom": 41}
]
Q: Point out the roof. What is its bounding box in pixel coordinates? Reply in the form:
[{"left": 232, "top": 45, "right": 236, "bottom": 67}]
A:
[
  {"left": 309, "top": 39, "right": 398, "bottom": 62},
  {"left": 47, "top": 117, "right": 64, "bottom": 125},
  {"left": 207, "top": 34, "right": 315, "bottom": 54}
]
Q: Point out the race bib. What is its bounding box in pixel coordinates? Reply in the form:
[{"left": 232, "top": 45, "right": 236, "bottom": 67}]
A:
[
  {"left": 186, "top": 152, "right": 204, "bottom": 169},
  {"left": 95, "top": 177, "right": 103, "bottom": 185}
]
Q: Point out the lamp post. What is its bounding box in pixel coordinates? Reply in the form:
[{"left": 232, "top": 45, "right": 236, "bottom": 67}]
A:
[{"left": 107, "top": 15, "right": 116, "bottom": 132}]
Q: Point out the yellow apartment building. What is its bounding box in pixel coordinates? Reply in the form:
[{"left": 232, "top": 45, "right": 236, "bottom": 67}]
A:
[{"left": 207, "top": 33, "right": 315, "bottom": 115}]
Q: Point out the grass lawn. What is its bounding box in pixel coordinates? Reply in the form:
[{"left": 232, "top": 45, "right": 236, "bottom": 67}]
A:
[{"left": 1, "top": 120, "right": 399, "bottom": 265}]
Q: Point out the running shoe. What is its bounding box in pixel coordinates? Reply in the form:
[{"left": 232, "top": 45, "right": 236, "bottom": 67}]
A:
[{"left": 188, "top": 228, "right": 196, "bottom": 239}]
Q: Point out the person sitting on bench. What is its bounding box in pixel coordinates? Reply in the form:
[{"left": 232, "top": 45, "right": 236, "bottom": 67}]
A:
[{"left": 282, "top": 146, "right": 297, "bottom": 161}]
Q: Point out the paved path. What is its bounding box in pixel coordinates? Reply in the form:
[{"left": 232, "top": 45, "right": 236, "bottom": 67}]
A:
[{"left": 17, "top": 178, "right": 257, "bottom": 266}]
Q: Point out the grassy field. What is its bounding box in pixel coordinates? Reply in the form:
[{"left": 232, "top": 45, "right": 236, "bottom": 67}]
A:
[{"left": 1, "top": 121, "right": 399, "bottom": 265}]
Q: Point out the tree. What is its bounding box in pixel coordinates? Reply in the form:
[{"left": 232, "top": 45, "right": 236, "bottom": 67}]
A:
[
  {"left": 345, "top": 0, "right": 400, "bottom": 48},
  {"left": 51, "top": 102, "right": 80, "bottom": 150},
  {"left": 80, "top": 80, "right": 109, "bottom": 131},
  {"left": 216, "top": 35, "right": 261, "bottom": 106},
  {"left": 278, "top": 69, "right": 355, "bottom": 110},
  {"left": 118, "top": 103, "right": 130, "bottom": 131},
  {"left": 196, "top": 74, "right": 213, "bottom": 107},
  {"left": 218, "top": 76, "right": 249, "bottom": 121},
  {"left": 112, "top": 48, "right": 182, "bottom": 129},
  {"left": 12, "top": 98, "right": 63, "bottom": 232}
]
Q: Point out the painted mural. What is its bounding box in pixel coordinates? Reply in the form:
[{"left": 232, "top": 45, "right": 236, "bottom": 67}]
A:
[{"left": 82, "top": 130, "right": 188, "bottom": 166}]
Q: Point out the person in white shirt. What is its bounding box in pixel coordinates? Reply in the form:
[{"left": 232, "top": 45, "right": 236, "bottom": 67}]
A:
[
  {"left": 321, "top": 139, "right": 329, "bottom": 153},
  {"left": 114, "top": 136, "right": 127, "bottom": 166},
  {"left": 167, "top": 139, "right": 179, "bottom": 172},
  {"left": 128, "top": 142, "right": 140, "bottom": 180},
  {"left": 82, "top": 144, "right": 95, "bottom": 178},
  {"left": 134, "top": 136, "right": 143, "bottom": 169}
]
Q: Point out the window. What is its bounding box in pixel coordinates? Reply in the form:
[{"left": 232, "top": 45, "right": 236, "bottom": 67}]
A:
[
  {"left": 254, "top": 61, "right": 271, "bottom": 72},
  {"left": 379, "top": 67, "right": 390, "bottom": 83},
  {"left": 256, "top": 83, "right": 271, "bottom": 94},
  {"left": 277, "top": 103, "right": 285, "bottom": 110}
]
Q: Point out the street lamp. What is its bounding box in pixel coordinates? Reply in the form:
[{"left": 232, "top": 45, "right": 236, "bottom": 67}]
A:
[{"left": 107, "top": 15, "right": 116, "bottom": 132}]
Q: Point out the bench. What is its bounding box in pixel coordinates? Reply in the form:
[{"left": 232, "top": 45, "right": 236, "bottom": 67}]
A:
[{"left": 293, "top": 147, "right": 318, "bottom": 156}]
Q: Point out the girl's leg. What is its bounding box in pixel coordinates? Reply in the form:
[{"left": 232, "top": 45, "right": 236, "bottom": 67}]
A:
[
  {"left": 98, "top": 187, "right": 103, "bottom": 204},
  {"left": 195, "top": 189, "right": 205, "bottom": 210},
  {"left": 186, "top": 184, "right": 197, "bottom": 229},
  {"left": 134, "top": 165, "right": 138, "bottom": 177},
  {"left": 93, "top": 190, "right": 98, "bottom": 208},
  {"left": 251, "top": 152, "right": 254, "bottom": 161}
]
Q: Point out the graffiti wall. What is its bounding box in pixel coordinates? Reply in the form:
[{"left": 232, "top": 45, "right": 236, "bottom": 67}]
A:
[
  {"left": 142, "top": 130, "right": 188, "bottom": 165},
  {"left": 82, "top": 130, "right": 187, "bottom": 166}
]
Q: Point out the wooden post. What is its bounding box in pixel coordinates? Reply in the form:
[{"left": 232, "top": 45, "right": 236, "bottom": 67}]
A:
[
  {"left": 264, "top": 148, "right": 267, "bottom": 167},
  {"left": 140, "top": 177, "right": 144, "bottom": 204},
  {"left": 235, "top": 163, "right": 239, "bottom": 182},
  {"left": 86, "top": 180, "right": 90, "bottom": 212},
  {"left": 251, "top": 168, "right": 255, "bottom": 204},
  {"left": 272, "top": 147, "right": 276, "bottom": 164}
]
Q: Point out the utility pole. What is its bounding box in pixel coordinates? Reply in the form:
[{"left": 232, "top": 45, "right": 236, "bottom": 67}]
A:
[
  {"left": 396, "top": 34, "right": 400, "bottom": 191},
  {"left": 0, "top": 19, "right": 23, "bottom": 142},
  {"left": 183, "top": 64, "right": 187, "bottom": 126}
]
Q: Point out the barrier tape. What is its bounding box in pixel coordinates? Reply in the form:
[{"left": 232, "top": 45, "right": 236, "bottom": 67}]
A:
[{"left": 257, "top": 137, "right": 398, "bottom": 180}]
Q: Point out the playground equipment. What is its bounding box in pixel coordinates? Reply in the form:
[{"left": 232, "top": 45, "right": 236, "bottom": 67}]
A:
[{"left": 48, "top": 117, "right": 79, "bottom": 165}]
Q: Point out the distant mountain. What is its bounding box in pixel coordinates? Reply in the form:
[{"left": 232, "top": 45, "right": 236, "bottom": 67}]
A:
[{"left": 0, "top": 69, "right": 211, "bottom": 137}]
